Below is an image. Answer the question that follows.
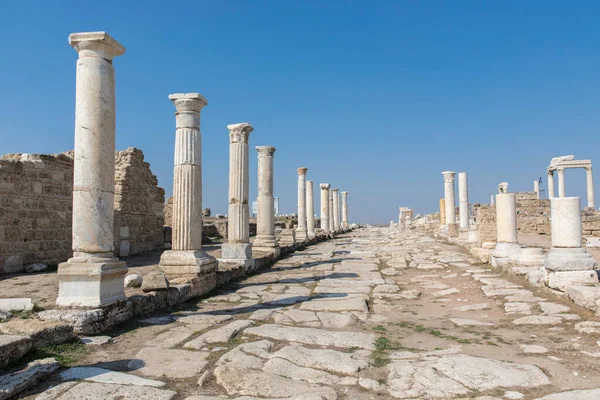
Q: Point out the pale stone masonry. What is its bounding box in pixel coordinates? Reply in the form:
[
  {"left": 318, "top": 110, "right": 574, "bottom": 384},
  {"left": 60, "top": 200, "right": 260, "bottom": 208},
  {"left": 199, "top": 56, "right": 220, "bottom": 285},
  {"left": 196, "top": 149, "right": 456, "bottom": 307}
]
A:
[
  {"left": 341, "top": 191, "right": 348, "bottom": 228},
  {"left": 57, "top": 32, "right": 128, "bottom": 308},
  {"left": 307, "top": 180, "right": 316, "bottom": 238},
  {"left": 254, "top": 146, "right": 278, "bottom": 249},
  {"left": 222, "top": 123, "right": 254, "bottom": 261},
  {"left": 295, "top": 167, "right": 308, "bottom": 242},
  {"left": 320, "top": 183, "right": 330, "bottom": 233},
  {"left": 159, "top": 93, "right": 216, "bottom": 281}
]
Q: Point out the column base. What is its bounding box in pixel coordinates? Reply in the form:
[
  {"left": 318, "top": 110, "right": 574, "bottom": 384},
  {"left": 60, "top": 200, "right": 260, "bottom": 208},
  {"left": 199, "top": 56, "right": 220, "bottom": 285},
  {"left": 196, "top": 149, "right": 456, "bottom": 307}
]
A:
[
  {"left": 295, "top": 228, "right": 308, "bottom": 242},
  {"left": 544, "top": 247, "right": 597, "bottom": 271},
  {"left": 159, "top": 249, "right": 218, "bottom": 279},
  {"left": 221, "top": 243, "right": 253, "bottom": 260},
  {"left": 56, "top": 257, "right": 128, "bottom": 308},
  {"left": 253, "top": 235, "right": 278, "bottom": 248},
  {"left": 447, "top": 223, "right": 459, "bottom": 237},
  {"left": 491, "top": 242, "right": 521, "bottom": 268},
  {"left": 543, "top": 268, "right": 598, "bottom": 291},
  {"left": 307, "top": 231, "right": 316, "bottom": 239},
  {"left": 516, "top": 247, "right": 545, "bottom": 267}
]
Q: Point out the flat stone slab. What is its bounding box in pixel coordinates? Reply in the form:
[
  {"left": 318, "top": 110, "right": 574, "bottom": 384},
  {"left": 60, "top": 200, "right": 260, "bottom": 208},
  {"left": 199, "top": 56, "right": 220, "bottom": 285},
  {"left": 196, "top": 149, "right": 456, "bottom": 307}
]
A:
[
  {"left": 417, "top": 263, "right": 444, "bottom": 270},
  {"left": 455, "top": 303, "right": 490, "bottom": 312},
  {"left": 0, "top": 358, "right": 59, "bottom": 400},
  {"left": 262, "top": 358, "right": 357, "bottom": 385},
  {"left": 245, "top": 324, "right": 376, "bottom": 349},
  {"left": 184, "top": 320, "right": 253, "bottom": 349},
  {"left": 0, "top": 298, "right": 33, "bottom": 312},
  {"left": 432, "top": 288, "right": 460, "bottom": 298},
  {"left": 268, "top": 345, "right": 368, "bottom": 375},
  {"left": 535, "top": 388, "right": 600, "bottom": 399},
  {"left": 575, "top": 321, "right": 600, "bottom": 334},
  {"left": 129, "top": 347, "right": 209, "bottom": 379},
  {"left": 60, "top": 367, "right": 166, "bottom": 387},
  {"left": 81, "top": 336, "right": 112, "bottom": 345},
  {"left": 539, "top": 302, "right": 570, "bottom": 314},
  {"left": 512, "top": 316, "right": 563, "bottom": 325},
  {"left": 504, "top": 302, "right": 532, "bottom": 315},
  {"left": 0, "top": 335, "right": 31, "bottom": 369},
  {"left": 299, "top": 296, "right": 368, "bottom": 313},
  {"left": 450, "top": 318, "right": 494, "bottom": 326},
  {"left": 520, "top": 345, "right": 548, "bottom": 354},
  {"left": 36, "top": 382, "right": 177, "bottom": 399}
]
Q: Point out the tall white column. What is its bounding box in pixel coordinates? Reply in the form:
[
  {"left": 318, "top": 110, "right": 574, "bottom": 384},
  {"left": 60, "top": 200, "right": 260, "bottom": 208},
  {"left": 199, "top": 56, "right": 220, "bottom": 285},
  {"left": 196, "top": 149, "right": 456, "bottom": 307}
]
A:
[
  {"left": 442, "top": 171, "right": 456, "bottom": 228},
  {"left": 534, "top": 180, "right": 540, "bottom": 199},
  {"left": 458, "top": 172, "right": 469, "bottom": 229},
  {"left": 254, "top": 146, "right": 277, "bottom": 248},
  {"left": 492, "top": 193, "right": 521, "bottom": 260},
  {"left": 296, "top": 167, "right": 308, "bottom": 241},
  {"left": 586, "top": 166, "right": 595, "bottom": 209},
  {"left": 222, "top": 123, "right": 253, "bottom": 260},
  {"left": 548, "top": 171, "right": 555, "bottom": 198},
  {"left": 328, "top": 188, "right": 335, "bottom": 233},
  {"left": 557, "top": 168, "right": 565, "bottom": 197},
  {"left": 57, "top": 32, "right": 128, "bottom": 308},
  {"left": 159, "top": 93, "right": 217, "bottom": 281},
  {"left": 320, "top": 184, "right": 330, "bottom": 233},
  {"left": 306, "top": 180, "right": 315, "bottom": 239},
  {"left": 332, "top": 188, "right": 340, "bottom": 231},
  {"left": 341, "top": 191, "right": 348, "bottom": 228}
]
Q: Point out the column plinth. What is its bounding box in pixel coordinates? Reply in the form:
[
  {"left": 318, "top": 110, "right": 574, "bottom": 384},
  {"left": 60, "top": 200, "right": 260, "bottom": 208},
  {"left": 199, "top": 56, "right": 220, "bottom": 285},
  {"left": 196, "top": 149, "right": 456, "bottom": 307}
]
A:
[
  {"left": 307, "top": 181, "right": 316, "bottom": 239},
  {"left": 254, "top": 146, "right": 278, "bottom": 249},
  {"left": 295, "top": 167, "right": 309, "bottom": 242},
  {"left": 320, "top": 184, "right": 331, "bottom": 233}
]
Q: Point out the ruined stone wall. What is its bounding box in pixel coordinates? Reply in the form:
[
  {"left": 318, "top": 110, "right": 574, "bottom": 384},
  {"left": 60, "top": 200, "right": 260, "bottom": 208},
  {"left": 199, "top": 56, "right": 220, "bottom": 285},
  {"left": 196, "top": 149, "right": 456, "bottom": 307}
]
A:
[
  {"left": 473, "top": 204, "right": 496, "bottom": 245},
  {"left": 0, "top": 153, "right": 74, "bottom": 269},
  {"left": 582, "top": 209, "right": 600, "bottom": 237},
  {"left": 515, "top": 192, "right": 550, "bottom": 235},
  {"left": 113, "top": 148, "right": 165, "bottom": 256}
]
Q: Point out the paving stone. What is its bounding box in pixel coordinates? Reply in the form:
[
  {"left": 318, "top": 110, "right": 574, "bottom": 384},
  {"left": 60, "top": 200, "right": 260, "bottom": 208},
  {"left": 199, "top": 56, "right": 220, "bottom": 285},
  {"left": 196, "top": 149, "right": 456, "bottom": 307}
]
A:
[
  {"left": 505, "top": 391, "right": 525, "bottom": 399},
  {"left": 535, "top": 388, "right": 600, "bottom": 399},
  {"left": 512, "top": 316, "right": 563, "bottom": 325},
  {"left": 432, "top": 288, "right": 460, "bottom": 298},
  {"left": 316, "top": 312, "right": 355, "bottom": 328},
  {"left": 574, "top": 321, "right": 600, "bottom": 334},
  {"left": 282, "top": 309, "right": 319, "bottom": 323},
  {"left": 373, "top": 284, "right": 400, "bottom": 293},
  {"left": 504, "top": 302, "right": 532, "bottom": 315},
  {"left": 245, "top": 324, "right": 376, "bottom": 349},
  {"left": 450, "top": 318, "right": 494, "bottom": 326},
  {"left": 184, "top": 320, "right": 253, "bottom": 349},
  {"left": 299, "top": 296, "right": 368, "bottom": 312},
  {"left": 455, "top": 303, "right": 490, "bottom": 311},
  {"left": 539, "top": 302, "right": 571, "bottom": 314},
  {"left": 145, "top": 326, "right": 197, "bottom": 348},
  {"left": 0, "top": 358, "right": 59, "bottom": 400},
  {"left": 128, "top": 347, "right": 209, "bottom": 379},
  {"left": 263, "top": 358, "right": 357, "bottom": 385},
  {"left": 519, "top": 344, "right": 548, "bottom": 354},
  {"left": 60, "top": 367, "right": 166, "bottom": 387},
  {"left": 174, "top": 313, "right": 233, "bottom": 325},
  {"left": 417, "top": 263, "right": 444, "bottom": 270},
  {"left": 268, "top": 345, "right": 368, "bottom": 374},
  {"left": 36, "top": 382, "right": 177, "bottom": 400}
]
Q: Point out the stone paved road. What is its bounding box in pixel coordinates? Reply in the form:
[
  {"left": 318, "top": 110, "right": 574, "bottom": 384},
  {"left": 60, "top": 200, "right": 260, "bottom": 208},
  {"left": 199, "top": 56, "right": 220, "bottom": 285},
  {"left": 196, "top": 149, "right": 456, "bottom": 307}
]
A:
[{"left": 26, "top": 227, "right": 600, "bottom": 399}]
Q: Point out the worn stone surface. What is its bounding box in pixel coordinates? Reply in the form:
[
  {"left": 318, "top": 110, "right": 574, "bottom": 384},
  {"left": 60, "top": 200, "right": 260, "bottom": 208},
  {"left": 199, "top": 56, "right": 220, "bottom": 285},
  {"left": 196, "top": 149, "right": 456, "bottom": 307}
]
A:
[
  {"left": 60, "top": 367, "right": 166, "bottom": 387},
  {"left": 36, "top": 382, "right": 177, "bottom": 399},
  {"left": 128, "top": 348, "right": 209, "bottom": 378},
  {"left": 0, "top": 358, "right": 59, "bottom": 400}
]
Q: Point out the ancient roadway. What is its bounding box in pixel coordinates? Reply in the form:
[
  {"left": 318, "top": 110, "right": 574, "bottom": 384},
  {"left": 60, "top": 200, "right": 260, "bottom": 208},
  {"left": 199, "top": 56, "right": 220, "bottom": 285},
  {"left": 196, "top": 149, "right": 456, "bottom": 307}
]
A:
[{"left": 29, "top": 227, "right": 600, "bottom": 399}]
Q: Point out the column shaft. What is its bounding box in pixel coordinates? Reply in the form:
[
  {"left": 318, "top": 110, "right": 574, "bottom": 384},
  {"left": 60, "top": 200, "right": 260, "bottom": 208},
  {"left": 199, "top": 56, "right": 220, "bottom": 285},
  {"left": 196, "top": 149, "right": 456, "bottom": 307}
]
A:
[
  {"left": 341, "top": 191, "right": 348, "bottom": 227},
  {"left": 307, "top": 181, "right": 315, "bottom": 238},
  {"left": 328, "top": 190, "right": 335, "bottom": 232},
  {"left": 332, "top": 189, "right": 340, "bottom": 231},
  {"left": 320, "top": 184, "right": 330, "bottom": 233},
  {"left": 458, "top": 172, "right": 469, "bottom": 229},
  {"left": 296, "top": 168, "right": 308, "bottom": 241},
  {"left": 548, "top": 172, "right": 555, "bottom": 198},
  {"left": 496, "top": 193, "right": 518, "bottom": 243},
  {"left": 254, "top": 146, "right": 277, "bottom": 248},
  {"left": 586, "top": 167, "right": 595, "bottom": 209},
  {"left": 557, "top": 168, "right": 565, "bottom": 197},
  {"left": 442, "top": 171, "right": 456, "bottom": 225}
]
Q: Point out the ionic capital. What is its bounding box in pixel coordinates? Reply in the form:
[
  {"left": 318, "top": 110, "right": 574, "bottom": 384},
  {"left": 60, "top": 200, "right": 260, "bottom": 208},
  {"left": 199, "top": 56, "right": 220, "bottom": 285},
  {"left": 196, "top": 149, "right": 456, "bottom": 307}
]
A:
[
  {"left": 442, "top": 171, "right": 456, "bottom": 183},
  {"left": 227, "top": 123, "right": 253, "bottom": 143},
  {"left": 331, "top": 188, "right": 339, "bottom": 193},
  {"left": 169, "top": 93, "right": 208, "bottom": 113},
  {"left": 69, "top": 31, "right": 125, "bottom": 60},
  {"left": 297, "top": 167, "right": 308, "bottom": 176},
  {"left": 256, "top": 146, "right": 276, "bottom": 157}
]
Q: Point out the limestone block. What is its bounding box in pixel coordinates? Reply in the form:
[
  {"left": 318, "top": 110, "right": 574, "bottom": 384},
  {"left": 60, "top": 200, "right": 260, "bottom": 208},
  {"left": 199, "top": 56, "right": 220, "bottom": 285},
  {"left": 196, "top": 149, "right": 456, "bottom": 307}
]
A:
[
  {"left": 124, "top": 274, "right": 143, "bottom": 288},
  {"left": 566, "top": 284, "right": 600, "bottom": 311},
  {"left": 0, "top": 319, "right": 74, "bottom": 348},
  {"left": 3, "top": 256, "right": 23, "bottom": 274},
  {"left": 544, "top": 269, "right": 598, "bottom": 291},
  {"left": 0, "top": 335, "right": 32, "bottom": 369},
  {"left": 141, "top": 272, "right": 169, "bottom": 292},
  {"left": 0, "top": 358, "right": 59, "bottom": 400},
  {"left": 221, "top": 243, "right": 252, "bottom": 260},
  {"left": 0, "top": 298, "right": 33, "bottom": 312},
  {"left": 544, "top": 248, "right": 597, "bottom": 271}
]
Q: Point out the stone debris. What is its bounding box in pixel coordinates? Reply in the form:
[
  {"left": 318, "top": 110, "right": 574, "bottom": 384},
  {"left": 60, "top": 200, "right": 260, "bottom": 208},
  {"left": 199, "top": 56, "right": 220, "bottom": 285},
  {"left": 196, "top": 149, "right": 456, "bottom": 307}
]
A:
[
  {"left": 0, "top": 358, "right": 59, "bottom": 400},
  {"left": 125, "top": 274, "right": 143, "bottom": 288},
  {"left": 25, "top": 263, "right": 48, "bottom": 273},
  {"left": 141, "top": 272, "right": 169, "bottom": 292}
]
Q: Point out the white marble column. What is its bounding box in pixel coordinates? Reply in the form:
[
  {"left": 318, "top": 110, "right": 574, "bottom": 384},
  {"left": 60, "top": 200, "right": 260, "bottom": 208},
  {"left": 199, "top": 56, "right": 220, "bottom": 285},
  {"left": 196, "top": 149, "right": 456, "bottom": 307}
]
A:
[
  {"left": 332, "top": 188, "right": 340, "bottom": 232},
  {"left": 586, "top": 166, "right": 595, "bottom": 209},
  {"left": 306, "top": 181, "right": 315, "bottom": 239},
  {"left": 159, "top": 93, "right": 217, "bottom": 280},
  {"left": 458, "top": 172, "right": 469, "bottom": 229},
  {"left": 274, "top": 197, "right": 280, "bottom": 215},
  {"left": 492, "top": 193, "right": 520, "bottom": 260},
  {"left": 557, "top": 168, "right": 565, "bottom": 197},
  {"left": 296, "top": 167, "right": 308, "bottom": 241},
  {"left": 57, "top": 32, "right": 128, "bottom": 308},
  {"left": 442, "top": 171, "right": 456, "bottom": 234},
  {"left": 222, "top": 123, "right": 253, "bottom": 260},
  {"left": 548, "top": 171, "right": 555, "bottom": 198},
  {"left": 534, "top": 180, "right": 540, "bottom": 199},
  {"left": 328, "top": 188, "right": 335, "bottom": 233},
  {"left": 341, "top": 191, "right": 348, "bottom": 228},
  {"left": 254, "top": 146, "right": 277, "bottom": 248},
  {"left": 320, "top": 184, "right": 330, "bottom": 233},
  {"left": 490, "top": 195, "right": 495, "bottom": 205}
]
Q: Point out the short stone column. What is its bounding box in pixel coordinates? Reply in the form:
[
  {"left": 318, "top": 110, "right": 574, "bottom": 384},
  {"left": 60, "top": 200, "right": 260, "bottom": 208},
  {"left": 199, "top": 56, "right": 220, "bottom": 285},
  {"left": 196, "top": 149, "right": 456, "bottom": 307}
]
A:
[
  {"left": 296, "top": 167, "right": 309, "bottom": 242},
  {"left": 160, "top": 93, "right": 217, "bottom": 282},
  {"left": 547, "top": 171, "right": 555, "bottom": 198},
  {"left": 586, "top": 166, "right": 595, "bottom": 209},
  {"left": 328, "top": 189, "right": 335, "bottom": 234},
  {"left": 458, "top": 172, "right": 469, "bottom": 229},
  {"left": 534, "top": 180, "right": 540, "bottom": 199},
  {"left": 442, "top": 171, "right": 457, "bottom": 236},
  {"left": 332, "top": 188, "right": 340, "bottom": 232},
  {"left": 491, "top": 193, "right": 520, "bottom": 265},
  {"left": 320, "top": 184, "right": 331, "bottom": 233},
  {"left": 306, "top": 181, "right": 316, "bottom": 239},
  {"left": 253, "top": 146, "right": 278, "bottom": 249},
  {"left": 557, "top": 168, "right": 566, "bottom": 197},
  {"left": 222, "top": 123, "right": 254, "bottom": 261},
  {"left": 57, "top": 32, "right": 128, "bottom": 308},
  {"left": 341, "top": 191, "right": 349, "bottom": 228},
  {"left": 439, "top": 198, "right": 446, "bottom": 225},
  {"left": 544, "top": 197, "right": 597, "bottom": 290}
]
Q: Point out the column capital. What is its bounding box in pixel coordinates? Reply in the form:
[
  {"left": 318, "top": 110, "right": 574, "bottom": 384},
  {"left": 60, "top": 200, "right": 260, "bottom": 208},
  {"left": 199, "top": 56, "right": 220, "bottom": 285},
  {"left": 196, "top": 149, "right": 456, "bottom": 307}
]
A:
[
  {"left": 331, "top": 188, "right": 339, "bottom": 193},
  {"left": 297, "top": 167, "right": 308, "bottom": 175},
  {"left": 320, "top": 183, "right": 330, "bottom": 190},
  {"left": 169, "top": 93, "right": 208, "bottom": 113},
  {"left": 442, "top": 171, "right": 456, "bottom": 182},
  {"left": 341, "top": 191, "right": 348, "bottom": 197},
  {"left": 227, "top": 123, "right": 253, "bottom": 143},
  {"left": 548, "top": 170, "right": 554, "bottom": 176},
  {"left": 556, "top": 167, "right": 565, "bottom": 172},
  {"left": 256, "top": 146, "right": 276, "bottom": 156},
  {"left": 69, "top": 31, "right": 125, "bottom": 60},
  {"left": 586, "top": 166, "right": 593, "bottom": 172}
]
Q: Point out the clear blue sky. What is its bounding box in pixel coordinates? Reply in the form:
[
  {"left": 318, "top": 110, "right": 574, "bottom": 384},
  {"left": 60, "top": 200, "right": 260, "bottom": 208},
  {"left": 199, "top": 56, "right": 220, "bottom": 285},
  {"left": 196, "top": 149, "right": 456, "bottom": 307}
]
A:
[{"left": 1, "top": 1, "right": 599, "bottom": 223}]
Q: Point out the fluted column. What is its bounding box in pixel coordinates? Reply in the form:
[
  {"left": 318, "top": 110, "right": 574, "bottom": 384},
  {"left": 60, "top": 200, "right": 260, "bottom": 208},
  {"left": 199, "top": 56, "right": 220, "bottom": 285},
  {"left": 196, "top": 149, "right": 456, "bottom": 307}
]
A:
[
  {"left": 557, "top": 168, "right": 565, "bottom": 197},
  {"left": 57, "top": 32, "right": 128, "bottom": 308},
  {"left": 254, "top": 146, "right": 277, "bottom": 248},
  {"left": 458, "top": 172, "right": 469, "bottom": 229},
  {"left": 307, "top": 181, "right": 316, "bottom": 238},
  {"left": 332, "top": 188, "right": 340, "bottom": 232},
  {"left": 320, "top": 184, "right": 331, "bottom": 233},
  {"left": 586, "top": 166, "right": 595, "bottom": 209},
  {"left": 296, "top": 167, "right": 308, "bottom": 241},
  {"left": 159, "top": 93, "right": 216, "bottom": 281},
  {"left": 222, "top": 123, "right": 253, "bottom": 260},
  {"left": 341, "top": 191, "right": 348, "bottom": 228},
  {"left": 548, "top": 171, "right": 555, "bottom": 198}
]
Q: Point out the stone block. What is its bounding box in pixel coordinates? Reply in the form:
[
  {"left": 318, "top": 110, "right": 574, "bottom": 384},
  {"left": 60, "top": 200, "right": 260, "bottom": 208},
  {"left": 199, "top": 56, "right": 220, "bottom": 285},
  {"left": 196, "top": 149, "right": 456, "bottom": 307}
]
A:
[
  {"left": 0, "top": 319, "right": 74, "bottom": 348},
  {"left": 544, "top": 269, "right": 598, "bottom": 291},
  {"left": 3, "top": 256, "right": 23, "bottom": 274},
  {"left": 0, "top": 357, "right": 59, "bottom": 400},
  {"left": 0, "top": 298, "right": 33, "bottom": 312},
  {"left": 544, "top": 247, "right": 597, "bottom": 271},
  {"left": 566, "top": 284, "right": 600, "bottom": 311},
  {"left": 141, "top": 272, "right": 169, "bottom": 292},
  {"left": 0, "top": 335, "right": 32, "bottom": 369},
  {"left": 221, "top": 243, "right": 252, "bottom": 260},
  {"left": 124, "top": 274, "right": 143, "bottom": 288}
]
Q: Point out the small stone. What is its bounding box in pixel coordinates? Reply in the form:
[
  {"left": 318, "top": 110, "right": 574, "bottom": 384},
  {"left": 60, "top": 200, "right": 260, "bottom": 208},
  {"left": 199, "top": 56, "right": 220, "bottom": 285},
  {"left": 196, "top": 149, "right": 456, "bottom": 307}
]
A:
[
  {"left": 539, "top": 302, "right": 570, "bottom": 314},
  {"left": 24, "top": 263, "right": 48, "bottom": 273},
  {"left": 125, "top": 274, "right": 143, "bottom": 288},
  {"left": 3, "top": 256, "right": 23, "bottom": 273},
  {"left": 520, "top": 344, "right": 548, "bottom": 354},
  {"left": 504, "top": 391, "right": 525, "bottom": 399},
  {"left": 81, "top": 336, "right": 112, "bottom": 345},
  {"left": 141, "top": 272, "right": 169, "bottom": 292}
]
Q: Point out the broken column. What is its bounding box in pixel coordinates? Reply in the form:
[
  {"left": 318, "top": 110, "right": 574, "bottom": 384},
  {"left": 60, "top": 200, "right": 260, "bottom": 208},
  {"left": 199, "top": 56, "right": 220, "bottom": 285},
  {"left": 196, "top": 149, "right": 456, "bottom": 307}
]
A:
[
  {"left": 221, "top": 123, "right": 254, "bottom": 263},
  {"left": 543, "top": 197, "right": 597, "bottom": 290},
  {"left": 320, "top": 184, "right": 331, "bottom": 233},
  {"left": 491, "top": 193, "right": 520, "bottom": 267},
  {"left": 306, "top": 180, "right": 316, "bottom": 239},
  {"left": 159, "top": 93, "right": 217, "bottom": 283},
  {"left": 332, "top": 188, "right": 340, "bottom": 232},
  {"left": 253, "top": 146, "right": 278, "bottom": 250},
  {"left": 341, "top": 191, "right": 349, "bottom": 228},
  {"left": 442, "top": 171, "right": 457, "bottom": 236},
  {"left": 439, "top": 198, "right": 446, "bottom": 225},
  {"left": 296, "top": 167, "right": 309, "bottom": 242},
  {"left": 57, "top": 32, "right": 128, "bottom": 308}
]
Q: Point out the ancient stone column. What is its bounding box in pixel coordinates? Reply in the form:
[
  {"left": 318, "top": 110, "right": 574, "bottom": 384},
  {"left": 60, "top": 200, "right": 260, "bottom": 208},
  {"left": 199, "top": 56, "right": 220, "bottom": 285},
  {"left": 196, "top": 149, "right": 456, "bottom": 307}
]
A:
[
  {"left": 442, "top": 171, "right": 457, "bottom": 235},
  {"left": 458, "top": 172, "right": 469, "bottom": 229},
  {"left": 544, "top": 197, "right": 597, "bottom": 290},
  {"left": 296, "top": 167, "right": 309, "bottom": 242},
  {"left": 586, "top": 166, "right": 595, "bottom": 209},
  {"left": 253, "top": 146, "right": 278, "bottom": 249},
  {"left": 57, "top": 32, "right": 128, "bottom": 308},
  {"left": 548, "top": 171, "right": 555, "bottom": 198},
  {"left": 533, "top": 180, "right": 540, "bottom": 199},
  {"left": 490, "top": 195, "right": 495, "bottom": 205},
  {"left": 159, "top": 93, "right": 217, "bottom": 281},
  {"left": 492, "top": 193, "right": 520, "bottom": 260},
  {"left": 222, "top": 123, "right": 254, "bottom": 261},
  {"left": 306, "top": 180, "right": 316, "bottom": 239},
  {"left": 332, "top": 188, "right": 340, "bottom": 231},
  {"left": 439, "top": 198, "right": 446, "bottom": 225},
  {"left": 341, "top": 191, "right": 349, "bottom": 228},
  {"left": 557, "top": 168, "right": 565, "bottom": 197},
  {"left": 320, "top": 184, "right": 331, "bottom": 233},
  {"left": 274, "top": 197, "right": 280, "bottom": 215}
]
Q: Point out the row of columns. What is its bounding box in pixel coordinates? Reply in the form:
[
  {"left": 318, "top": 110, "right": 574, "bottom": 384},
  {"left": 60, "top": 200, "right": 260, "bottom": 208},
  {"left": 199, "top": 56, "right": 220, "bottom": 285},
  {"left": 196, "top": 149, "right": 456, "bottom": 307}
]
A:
[
  {"left": 317, "top": 184, "right": 348, "bottom": 234},
  {"left": 547, "top": 167, "right": 594, "bottom": 208}
]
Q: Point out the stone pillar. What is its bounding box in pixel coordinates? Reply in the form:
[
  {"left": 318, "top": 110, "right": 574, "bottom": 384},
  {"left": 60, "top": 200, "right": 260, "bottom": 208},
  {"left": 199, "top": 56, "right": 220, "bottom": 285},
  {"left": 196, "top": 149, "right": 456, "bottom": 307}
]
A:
[
  {"left": 458, "top": 172, "right": 469, "bottom": 229},
  {"left": 222, "top": 123, "right": 254, "bottom": 261},
  {"left": 490, "top": 195, "right": 495, "bottom": 205},
  {"left": 306, "top": 181, "right": 315, "bottom": 239},
  {"left": 320, "top": 184, "right": 331, "bottom": 233},
  {"left": 159, "top": 93, "right": 217, "bottom": 281},
  {"left": 547, "top": 171, "right": 555, "bottom": 198},
  {"left": 57, "top": 32, "right": 128, "bottom": 308},
  {"left": 439, "top": 198, "right": 446, "bottom": 225},
  {"left": 274, "top": 197, "right": 280, "bottom": 215},
  {"left": 557, "top": 168, "right": 565, "bottom": 197},
  {"left": 253, "top": 146, "right": 278, "bottom": 249},
  {"left": 586, "top": 166, "right": 595, "bottom": 209},
  {"left": 296, "top": 167, "right": 308, "bottom": 242},
  {"left": 442, "top": 171, "right": 457, "bottom": 236},
  {"left": 332, "top": 188, "right": 340, "bottom": 232},
  {"left": 544, "top": 197, "right": 597, "bottom": 290},
  {"left": 492, "top": 193, "right": 520, "bottom": 261},
  {"left": 328, "top": 189, "right": 335, "bottom": 233},
  {"left": 534, "top": 180, "right": 540, "bottom": 199},
  {"left": 341, "top": 191, "right": 349, "bottom": 228}
]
